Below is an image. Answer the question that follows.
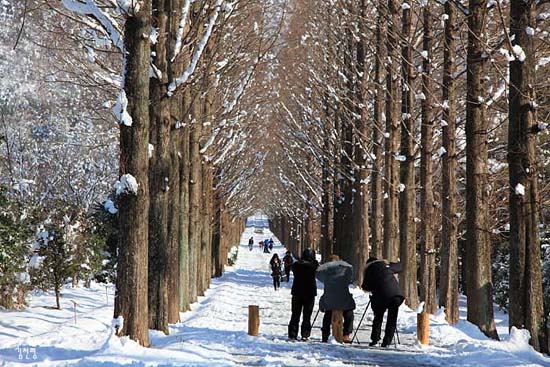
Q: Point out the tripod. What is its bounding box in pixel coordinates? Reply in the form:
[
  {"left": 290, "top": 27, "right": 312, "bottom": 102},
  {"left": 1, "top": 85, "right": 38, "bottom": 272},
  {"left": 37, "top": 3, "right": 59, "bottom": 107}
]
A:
[{"left": 351, "top": 298, "right": 400, "bottom": 347}]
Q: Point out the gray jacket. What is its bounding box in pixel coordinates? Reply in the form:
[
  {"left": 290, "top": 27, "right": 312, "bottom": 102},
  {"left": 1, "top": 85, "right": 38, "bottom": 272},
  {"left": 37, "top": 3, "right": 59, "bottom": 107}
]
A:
[{"left": 316, "top": 260, "right": 356, "bottom": 311}]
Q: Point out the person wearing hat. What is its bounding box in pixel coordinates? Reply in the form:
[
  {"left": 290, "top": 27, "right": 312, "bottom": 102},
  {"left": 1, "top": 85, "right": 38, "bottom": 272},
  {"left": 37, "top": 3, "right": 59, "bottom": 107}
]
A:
[
  {"left": 316, "top": 254, "right": 356, "bottom": 343},
  {"left": 287, "top": 248, "right": 319, "bottom": 340},
  {"left": 361, "top": 256, "right": 405, "bottom": 347}
]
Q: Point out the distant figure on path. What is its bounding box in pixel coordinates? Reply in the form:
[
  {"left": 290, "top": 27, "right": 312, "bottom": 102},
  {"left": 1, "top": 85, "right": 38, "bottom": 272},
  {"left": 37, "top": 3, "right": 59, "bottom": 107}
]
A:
[
  {"left": 316, "top": 254, "right": 356, "bottom": 343},
  {"left": 268, "top": 238, "right": 274, "bottom": 251},
  {"left": 288, "top": 248, "right": 319, "bottom": 340},
  {"left": 269, "top": 254, "right": 282, "bottom": 290},
  {"left": 263, "top": 240, "right": 270, "bottom": 253},
  {"left": 361, "top": 257, "right": 404, "bottom": 347},
  {"left": 248, "top": 237, "right": 254, "bottom": 251},
  {"left": 282, "top": 251, "right": 293, "bottom": 282},
  {"left": 259, "top": 240, "right": 264, "bottom": 251}
]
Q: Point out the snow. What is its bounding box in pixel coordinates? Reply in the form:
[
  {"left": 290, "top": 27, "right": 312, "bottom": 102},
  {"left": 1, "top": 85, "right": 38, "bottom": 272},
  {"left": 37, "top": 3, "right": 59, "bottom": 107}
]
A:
[
  {"left": 402, "top": 2, "right": 410, "bottom": 10},
  {"left": 512, "top": 45, "right": 526, "bottom": 62},
  {"left": 172, "top": 0, "right": 192, "bottom": 61},
  {"left": 168, "top": 0, "right": 224, "bottom": 95},
  {"left": 395, "top": 154, "right": 407, "bottom": 162},
  {"left": 525, "top": 27, "right": 535, "bottom": 36},
  {"left": 104, "top": 199, "right": 118, "bottom": 214},
  {"left": 1, "top": 227, "right": 549, "bottom": 366},
  {"left": 515, "top": 183, "right": 525, "bottom": 196},
  {"left": 114, "top": 174, "right": 139, "bottom": 196},
  {"left": 437, "top": 146, "right": 447, "bottom": 157},
  {"left": 113, "top": 89, "right": 132, "bottom": 126}
]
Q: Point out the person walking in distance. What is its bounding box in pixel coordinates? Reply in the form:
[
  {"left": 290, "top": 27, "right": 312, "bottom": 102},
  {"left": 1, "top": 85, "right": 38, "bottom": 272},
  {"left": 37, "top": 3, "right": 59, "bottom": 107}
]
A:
[
  {"left": 269, "top": 253, "right": 282, "bottom": 290},
  {"left": 361, "top": 257, "right": 405, "bottom": 347},
  {"left": 288, "top": 248, "right": 319, "bottom": 340},
  {"left": 282, "top": 251, "right": 293, "bottom": 282},
  {"left": 316, "top": 254, "right": 356, "bottom": 343},
  {"left": 248, "top": 237, "right": 254, "bottom": 251}
]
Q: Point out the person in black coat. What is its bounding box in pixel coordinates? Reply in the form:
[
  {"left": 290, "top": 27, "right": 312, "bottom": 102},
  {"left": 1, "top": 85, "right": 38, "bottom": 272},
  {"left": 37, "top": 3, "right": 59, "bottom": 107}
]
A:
[
  {"left": 288, "top": 248, "right": 319, "bottom": 340},
  {"left": 269, "top": 254, "right": 282, "bottom": 290},
  {"left": 282, "top": 251, "right": 293, "bottom": 282},
  {"left": 361, "top": 256, "right": 405, "bottom": 347}
]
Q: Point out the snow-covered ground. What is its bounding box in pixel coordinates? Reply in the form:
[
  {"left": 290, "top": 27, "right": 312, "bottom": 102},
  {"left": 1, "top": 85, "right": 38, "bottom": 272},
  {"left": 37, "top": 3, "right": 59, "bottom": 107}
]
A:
[{"left": 1, "top": 227, "right": 549, "bottom": 366}]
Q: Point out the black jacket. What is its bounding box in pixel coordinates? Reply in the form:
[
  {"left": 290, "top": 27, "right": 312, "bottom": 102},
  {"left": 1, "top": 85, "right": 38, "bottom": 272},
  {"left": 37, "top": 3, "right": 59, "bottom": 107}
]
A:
[
  {"left": 361, "top": 260, "right": 404, "bottom": 313},
  {"left": 291, "top": 259, "right": 319, "bottom": 298}
]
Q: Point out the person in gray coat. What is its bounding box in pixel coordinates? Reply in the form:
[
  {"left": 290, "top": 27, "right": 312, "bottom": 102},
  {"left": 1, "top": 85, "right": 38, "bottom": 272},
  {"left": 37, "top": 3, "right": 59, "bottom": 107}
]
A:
[{"left": 316, "top": 254, "right": 356, "bottom": 343}]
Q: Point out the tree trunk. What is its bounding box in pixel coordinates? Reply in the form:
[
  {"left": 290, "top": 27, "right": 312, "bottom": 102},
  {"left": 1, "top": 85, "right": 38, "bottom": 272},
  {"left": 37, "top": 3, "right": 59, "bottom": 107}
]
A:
[
  {"left": 148, "top": 0, "right": 171, "bottom": 334},
  {"left": 383, "top": 0, "right": 400, "bottom": 262},
  {"left": 439, "top": 0, "right": 459, "bottom": 324},
  {"left": 114, "top": 0, "right": 151, "bottom": 347},
  {"left": 508, "top": 0, "right": 545, "bottom": 351},
  {"left": 353, "top": 0, "right": 370, "bottom": 285},
  {"left": 179, "top": 88, "right": 191, "bottom": 312},
  {"left": 167, "top": 0, "right": 186, "bottom": 325},
  {"left": 419, "top": 4, "right": 436, "bottom": 316},
  {"left": 370, "top": 0, "right": 385, "bottom": 260},
  {"left": 398, "top": 0, "right": 418, "bottom": 308},
  {"left": 465, "top": 0, "right": 498, "bottom": 340}
]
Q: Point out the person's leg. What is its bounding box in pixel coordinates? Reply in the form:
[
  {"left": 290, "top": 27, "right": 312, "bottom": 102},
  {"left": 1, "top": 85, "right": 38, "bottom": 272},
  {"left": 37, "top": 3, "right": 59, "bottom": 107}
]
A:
[
  {"left": 300, "top": 297, "right": 315, "bottom": 339},
  {"left": 321, "top": 310, "right": 332, "bottom": 342},
  {"left": 288, "top": 296, "right": 302, "bottom": 339},
  {"left": 343, "top": 309, "right": 354, "bottom": 337},
  {"left": 370, "top": 309, "right": 385, "bottom": 345},
  {"left": 382, "top": 297, "right": 402, "bottom": 347},
  {"left": 273, "top": 277, "right": 277, "bottom": 290},
  {"left": 275, "top": 276, "right": 280, "bottom": 289},
  {"left": 285, "top": 269, "right": 290, "bottom": 282}
]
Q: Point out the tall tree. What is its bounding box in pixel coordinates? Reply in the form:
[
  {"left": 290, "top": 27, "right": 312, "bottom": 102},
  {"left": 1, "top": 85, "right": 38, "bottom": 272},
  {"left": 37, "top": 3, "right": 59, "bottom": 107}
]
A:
[
  {"left": 353, "top": 0, "right": 370, "bottom": 284},
  {"left": 383, "top": 0, "right": 400, "bottom": 261},
  {"left": 507, "top": 0, "right": 545, "bottom": 351},
  {"left": 370, "top": 0, "right": 385, "bottom": 259},
  {"left": 419, "top": 2, "right": 436, "bottom": 316},
  {"left": 398, "top": 0, "right": 418, "bottom": 308},
  {"left": 114, "top": 0, "right": 152, "bottom": 346},
  {"left": 465, "top": 0, "right": 499, "bottom": 340},
  {"left": 439, "top": 0, "right": 459, "bottom": 324},
  {"left": 148, "top": 0, "right": 172, "bottom": 334}
]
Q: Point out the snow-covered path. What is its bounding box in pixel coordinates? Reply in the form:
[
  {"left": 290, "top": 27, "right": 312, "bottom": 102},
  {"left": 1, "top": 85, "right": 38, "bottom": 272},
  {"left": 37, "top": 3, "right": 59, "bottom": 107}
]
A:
[{"left": 1, "top": 227, "right": 549, "bottom": 366}]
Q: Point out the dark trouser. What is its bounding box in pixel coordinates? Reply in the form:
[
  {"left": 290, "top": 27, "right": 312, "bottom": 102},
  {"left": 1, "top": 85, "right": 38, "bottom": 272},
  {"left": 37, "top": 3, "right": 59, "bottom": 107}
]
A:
[
  {"left": 371, "top": 296, "right": 403, "bottom": 345},
  {"left": 321, "top": 309, "right": 354, "bottom": 341},
  {"left": 284, "top": 268, "right": 290, "bottom": 282},
  {"left": 288, "top": 295, "right": 315, "bottom": 339},
  {"left": 273, "top": 276, "right": 280, "bottom": 290}
]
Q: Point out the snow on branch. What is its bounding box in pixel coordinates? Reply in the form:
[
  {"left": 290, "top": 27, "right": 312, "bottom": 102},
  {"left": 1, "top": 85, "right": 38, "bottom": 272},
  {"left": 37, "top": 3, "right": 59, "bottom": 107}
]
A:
[
  {"left": 200, "top": 65, "right": 255, "bottom": 155},
  {"left": 171, "top": 0, "right": 193, "bottom": 62},
  {"left": 62, "top": 0, "right": 124, "bottom": 52},
  {"left": 167, "top": 0, "right": 224, "bottom": 95}
]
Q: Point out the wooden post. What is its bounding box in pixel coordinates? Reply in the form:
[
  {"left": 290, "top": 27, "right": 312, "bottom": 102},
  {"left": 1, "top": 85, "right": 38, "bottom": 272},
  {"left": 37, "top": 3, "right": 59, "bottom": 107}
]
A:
[
  {"left": 417, "top": 311, "right": 429, "bottom": 345},
  {"left": 331, "top": 310, "right": 344, "bottom": 343},
  {"left": 248, "top": 305, "right": 260, "bottom": 336}
]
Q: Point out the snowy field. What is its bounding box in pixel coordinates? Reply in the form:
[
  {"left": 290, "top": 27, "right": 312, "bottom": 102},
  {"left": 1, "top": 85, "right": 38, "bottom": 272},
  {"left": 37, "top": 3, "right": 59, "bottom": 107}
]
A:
[{"left": 1, "top": 227, "right": 549, "bottom": 366}]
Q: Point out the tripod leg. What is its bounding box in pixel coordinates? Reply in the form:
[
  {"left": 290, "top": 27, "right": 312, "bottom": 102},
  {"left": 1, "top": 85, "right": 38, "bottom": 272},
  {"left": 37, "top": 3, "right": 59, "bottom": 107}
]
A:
[
  {"left": 312, "top": 309, "right": 320, "bottom": 328},
  {"left": 351, "top": 300, "right": 370, "bottom": 344}
]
